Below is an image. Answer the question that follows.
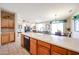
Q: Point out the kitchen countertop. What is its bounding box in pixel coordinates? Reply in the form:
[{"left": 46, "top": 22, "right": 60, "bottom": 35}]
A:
[{"left": 22, "top": 32, "right": 79, "bottom": 53}]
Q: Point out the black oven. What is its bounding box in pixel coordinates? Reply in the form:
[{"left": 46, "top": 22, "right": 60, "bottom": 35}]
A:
[{"left": 24, "top": 35, "right": 30, "bottom": 51}]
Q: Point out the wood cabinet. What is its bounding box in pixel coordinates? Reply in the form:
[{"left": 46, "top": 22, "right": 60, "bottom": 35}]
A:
[
  {"left": 30, "top": 38, "right": 37, "bottom": 55},
  {"left": 21, "top": 34, "right": 25, "bottom": 47},
  {"left": 8, "top": 20, "right": 14, "bottom": 28},
  {"left": 51, "top": 45, "right": 67, "bottom": 55},
  {"left": 38, "top": 40, "right": 50, "bottom": 55},
  {"left": 51, "top": 51, "right": 61, "bottom": 55},
  {"left": 0, "top": 9, "right": 15, "bottom": 45},
  {"left": 1, "top": 32, "right": 15, "bottom": 45},
  {"left": 1, "top": 10, "right": 14, "bottom": 20},
  {"left": 1, "top": 19, "right": 8, "bottom": 28},
  {"left": 38, "top": 40, "right": 50, "bottom": 48},
  {"left": 9, "top": 32, "right": 15, "bottom": 42},
  {"left": 68, "top": 50, "right": 79, "bottom": 55},
  {"left": 1, "top": 32, "right": 9, "bottom": 44},
  {"left": 1, "top": 19, "right": 14, "bottom": 28},
  {"left": 1, "top": 10, "right": 15, "bottom": 28},
  {"left": 22, "top": 34, "right": 79, "bottom": 55},
  {"left": 38, "top": 45, "right": 50, "bottom": 55}
]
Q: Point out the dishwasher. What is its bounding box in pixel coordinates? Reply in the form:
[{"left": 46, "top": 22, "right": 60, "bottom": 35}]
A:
[{"left": 24, "top": 35, "right": 30, "bottom": 51}]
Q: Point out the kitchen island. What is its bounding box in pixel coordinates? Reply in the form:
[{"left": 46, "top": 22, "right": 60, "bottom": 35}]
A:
[{"left": 21, "top": 32, "right": 79, "bottom": 55}]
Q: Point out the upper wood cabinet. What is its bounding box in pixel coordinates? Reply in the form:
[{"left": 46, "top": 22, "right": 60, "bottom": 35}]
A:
[
  {"left": 30, "top": 38, "right": 37, "bottom": 55},
  {"left": 1, "top": 10, "right": 15, "bottom": 28},
  {"left": 1, "top": 10, "right": 14, "bottom": 20}
]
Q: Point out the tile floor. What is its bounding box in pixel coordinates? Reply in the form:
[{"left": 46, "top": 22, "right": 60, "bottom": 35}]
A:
[{"left": 0, "top": 34, "right": 30, "bottom": 55}]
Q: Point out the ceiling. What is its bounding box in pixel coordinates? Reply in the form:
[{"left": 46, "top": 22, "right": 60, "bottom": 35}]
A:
[{"left": 0, "top": 3, "right": 79, "bottom": 23}]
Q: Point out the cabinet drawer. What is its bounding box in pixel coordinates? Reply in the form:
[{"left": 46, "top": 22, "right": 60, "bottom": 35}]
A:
[
  {"left": 38, "top": 40, "right": 50, "bottom": 48},
  {"left": 38, "top": 45, "right": 50, "bottom": 55},
  {"left": 51, "top": 45, "right": 67, "bottom": 55}
]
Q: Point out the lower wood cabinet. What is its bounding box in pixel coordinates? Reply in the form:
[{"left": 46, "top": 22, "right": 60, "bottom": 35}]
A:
[
  {"left": 30, "top": 38, "right": 37, "bottom": 55},
  {"left": 68, "top": 50, "right": 79, "bottom": 55},
  {"left": 1, "top": 32, "right": 9, "bottom": 44},
  {"left": 1, "top": 32, "right": 15, "bottom": 45},
  {"left": 51, "top": 45, "right": 67, "bottom": 55},
  {"left": 38, "top": 45, "right": 50, "bottom": 55},
  {"left": 38, "top": 40, "right": 50, "bottom": 55},
  {"left": 8, "top": 20, "right": 14, "bottom": 28},
  {"left": 51, "top": 51, "right": 61, "bottom": 55},
  {"left": 25, "top": 36, "right": 79, "bottom": 55},
  {"left": 38, "top": 40, "right": 50, "bottom": 48},
  {"left": 9, "top": 32, "right": 15, "bottom": 42}
]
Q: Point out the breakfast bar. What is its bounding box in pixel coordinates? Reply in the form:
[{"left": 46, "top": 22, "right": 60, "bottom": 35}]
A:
[{"left": 21, "top": 32, "right": 79, "bottom": 55}]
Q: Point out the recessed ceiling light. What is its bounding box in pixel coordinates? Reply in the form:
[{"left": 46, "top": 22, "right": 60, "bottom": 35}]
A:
[
  {"left": 22, "top": 20, "right": 26, "bottom": 22},
  {"left": 69, "top": 9, "right": 72, "bottom": 13}
]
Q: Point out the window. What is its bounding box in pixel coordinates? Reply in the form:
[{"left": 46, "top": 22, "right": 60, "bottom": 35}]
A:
[
  {"left": 36, "top": 23, "right": 45, "bottom": 32},
  {"left": 74, "top": 19, "right": 79, "bottom": 31},
  {"left": 51, "top": 21, "right": 64, "bottom": 35},
  {"left": 74, "top": 15, "right": 79, "bottom": 32}
]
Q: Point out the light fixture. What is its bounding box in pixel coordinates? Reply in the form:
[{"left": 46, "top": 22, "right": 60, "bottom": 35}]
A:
[
  {"left": 69, "top": 9, "right": 72, "bottom": 13},
  {"left": 22, "top": 19, "right": 26, "bottom": 22}
]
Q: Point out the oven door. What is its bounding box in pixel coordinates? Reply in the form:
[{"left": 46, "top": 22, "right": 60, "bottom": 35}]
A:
[{"left": 24, "top": 36, "right": 30, "bottom": 51}]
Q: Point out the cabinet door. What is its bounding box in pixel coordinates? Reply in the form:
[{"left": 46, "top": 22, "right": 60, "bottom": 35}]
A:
[
  {"left": 38, "top": 45, "right": 50, "bottom": 55},
  {"left": 30, "top": 38, "right": 37, "bottom": 55},
  {"left": 21, "top": 34, "right": 25, "bottom": 47},
  {"left": 51, "top": 45, "right": 67, "bottom": 55},
  {"left": 1, "top": 19, "right": 8, "bottom": 28},
  {"left": 8, "top": 20, "right": 14, "bottom": 28},
  {"left": 9, "top": 32, "right": 15, "bottom": 42},
  {"left": 1, "top": 32, "right": 9, "bottom": 45},
  {"left": 51, "top": 50, "right": 61, "bottom": 55}
]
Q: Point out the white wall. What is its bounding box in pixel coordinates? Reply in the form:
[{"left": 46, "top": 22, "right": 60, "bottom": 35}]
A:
[{"left": 66, "top": 13, "right": 79, "bottom": 39}]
